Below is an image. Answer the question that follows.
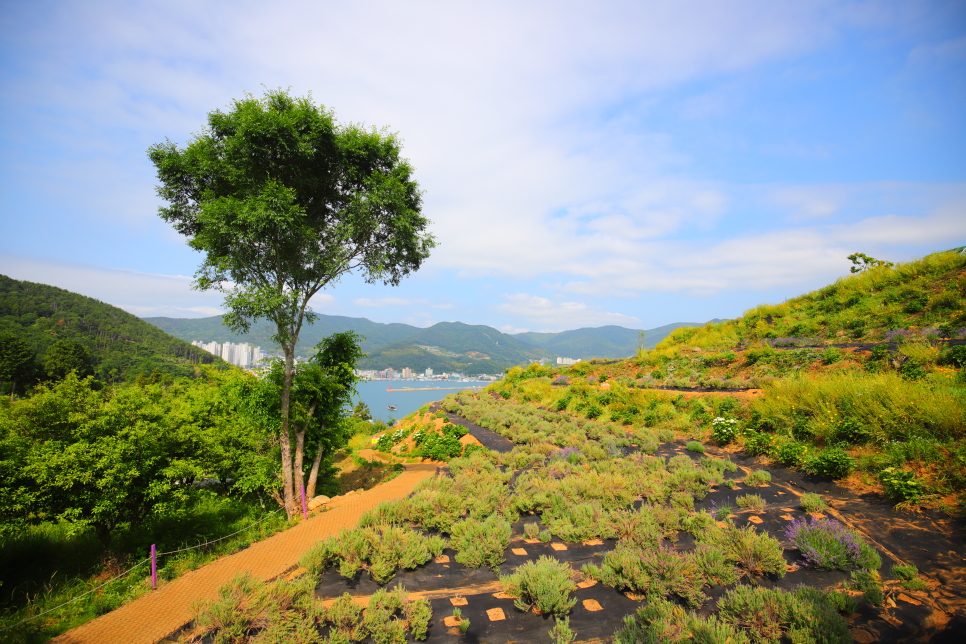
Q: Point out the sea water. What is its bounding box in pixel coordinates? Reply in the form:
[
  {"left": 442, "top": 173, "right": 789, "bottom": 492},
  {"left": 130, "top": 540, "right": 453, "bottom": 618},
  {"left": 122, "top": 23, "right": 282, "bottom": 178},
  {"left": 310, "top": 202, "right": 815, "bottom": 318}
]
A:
[{"left": 351, "top": 380, "right": 488, "bottom": 423}]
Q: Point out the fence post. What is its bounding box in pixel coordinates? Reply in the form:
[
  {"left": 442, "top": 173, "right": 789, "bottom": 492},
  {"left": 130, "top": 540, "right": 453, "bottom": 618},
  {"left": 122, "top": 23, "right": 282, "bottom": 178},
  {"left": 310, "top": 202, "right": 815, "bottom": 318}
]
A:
[
  {"left": 150, "top": 544, "right": 157, "bottom": 590},
  {"left": 301, "top": 484, "right": 308, "bottom": 520}
]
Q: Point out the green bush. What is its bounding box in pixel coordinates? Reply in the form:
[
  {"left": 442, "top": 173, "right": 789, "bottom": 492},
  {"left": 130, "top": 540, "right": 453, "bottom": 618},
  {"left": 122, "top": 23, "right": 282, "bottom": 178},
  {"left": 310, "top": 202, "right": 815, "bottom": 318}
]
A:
[
  {"left": 743, "top": 432, "right": 775, "bottom": 456},
  {"left": 803, "top": 447, "right": 855, "bottom": 479},
  {"left": 548, "top": 616, "right": 577, "bottom": 644},
  {"left": 850, "top": 570, "right": 884, "bottom": 606},
  {"left": 500, "top": 555, "right": 577, "bottom": 616},
  {"left": 451, "top": 515, "right": 512, "bottom": 569},
  {"left": 614, "top": 598, "right": 750, "bottom": 644},
  {"left": 743, "top": 470, "right": 771, "bottom": 486},
  {"left": 774, "top": 440, "right": 809, "bottom": 467},
  {"left": 799, "top": 493, "right": 827, "bottom": 513},
  {"left": 686, "top": 440, "right": 705, "bottom": 453},
  {"left": 711, "top": 416, "right": 741, "bottom": 443},
  {"left": 880, "top": 467, "right": 924, "bottom": 501},
  {"left": 717, "top": 585, "right": 852, "bottom": 644}
]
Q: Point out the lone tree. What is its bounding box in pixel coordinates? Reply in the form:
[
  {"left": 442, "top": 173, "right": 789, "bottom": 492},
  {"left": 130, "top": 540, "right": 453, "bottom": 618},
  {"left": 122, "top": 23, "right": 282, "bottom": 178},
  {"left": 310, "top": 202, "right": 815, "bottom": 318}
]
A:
[{"left": 149, "top": 90, "right": 435, "bottom": 518}]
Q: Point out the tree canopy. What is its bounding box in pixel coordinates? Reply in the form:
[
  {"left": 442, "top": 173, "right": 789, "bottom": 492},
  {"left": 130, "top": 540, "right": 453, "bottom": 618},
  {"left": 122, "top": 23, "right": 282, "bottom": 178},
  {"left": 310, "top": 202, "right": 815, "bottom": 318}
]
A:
[{"left": 148, "top": 89, "right": 435, "bottom": 517}]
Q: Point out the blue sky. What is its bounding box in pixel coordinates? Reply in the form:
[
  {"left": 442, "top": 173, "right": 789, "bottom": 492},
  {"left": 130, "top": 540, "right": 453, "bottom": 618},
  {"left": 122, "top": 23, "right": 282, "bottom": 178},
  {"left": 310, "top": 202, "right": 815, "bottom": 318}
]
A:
[{"left": 1, "top": 0, "right": 964, "bottom": 334}]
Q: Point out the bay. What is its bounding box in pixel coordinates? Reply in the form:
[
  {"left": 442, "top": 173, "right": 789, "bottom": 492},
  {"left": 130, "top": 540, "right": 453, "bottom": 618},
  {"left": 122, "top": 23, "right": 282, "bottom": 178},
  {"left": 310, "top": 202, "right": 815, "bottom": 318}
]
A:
[{"left": 351, "top": 379, "right": 489, "bottom": 423}]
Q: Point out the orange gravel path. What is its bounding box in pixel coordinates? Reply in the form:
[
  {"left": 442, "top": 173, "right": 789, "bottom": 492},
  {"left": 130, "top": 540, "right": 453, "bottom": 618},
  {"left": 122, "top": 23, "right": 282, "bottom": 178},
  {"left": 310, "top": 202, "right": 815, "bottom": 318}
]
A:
[{"left": 50, "top": 463, "right": 440, "bottom": 644}]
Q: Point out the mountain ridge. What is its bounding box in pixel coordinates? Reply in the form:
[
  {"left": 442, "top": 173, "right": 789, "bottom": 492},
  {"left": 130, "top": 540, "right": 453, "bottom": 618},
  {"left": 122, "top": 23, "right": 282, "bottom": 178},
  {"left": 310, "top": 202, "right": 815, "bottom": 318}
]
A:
[{"left": 145, "top": 313, "right": 717, "bottom": 373}]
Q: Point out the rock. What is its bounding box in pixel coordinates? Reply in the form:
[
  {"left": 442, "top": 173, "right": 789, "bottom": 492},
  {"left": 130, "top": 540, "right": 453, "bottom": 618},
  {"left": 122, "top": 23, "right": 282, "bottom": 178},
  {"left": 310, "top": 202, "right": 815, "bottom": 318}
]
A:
[{"left": 312, "top": 495, "right": 330, "bottom": 504}]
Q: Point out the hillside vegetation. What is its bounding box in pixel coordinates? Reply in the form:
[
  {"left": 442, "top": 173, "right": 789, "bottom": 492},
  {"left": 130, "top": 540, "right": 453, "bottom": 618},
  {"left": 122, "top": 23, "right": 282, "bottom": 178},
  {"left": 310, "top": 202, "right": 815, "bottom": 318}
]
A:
[
  {"left": 484, "top": 250, "right": 966, "bottom": 511},
  {"left": 0, "top": 275, "right": 225, "bottom": 388}
]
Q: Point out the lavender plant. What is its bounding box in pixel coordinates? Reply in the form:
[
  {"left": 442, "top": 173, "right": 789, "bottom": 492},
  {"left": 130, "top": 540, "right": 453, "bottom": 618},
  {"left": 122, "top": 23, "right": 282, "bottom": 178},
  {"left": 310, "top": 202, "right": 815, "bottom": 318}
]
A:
[{"left": 784, "top": 517, "right": 881, "bottom": 571}]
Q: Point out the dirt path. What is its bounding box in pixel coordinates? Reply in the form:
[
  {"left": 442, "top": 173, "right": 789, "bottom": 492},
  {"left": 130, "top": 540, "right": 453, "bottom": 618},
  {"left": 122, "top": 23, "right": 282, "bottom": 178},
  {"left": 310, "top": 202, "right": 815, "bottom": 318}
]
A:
[{"left": 49, "top": 463, "right": 440, "bottom": 644}]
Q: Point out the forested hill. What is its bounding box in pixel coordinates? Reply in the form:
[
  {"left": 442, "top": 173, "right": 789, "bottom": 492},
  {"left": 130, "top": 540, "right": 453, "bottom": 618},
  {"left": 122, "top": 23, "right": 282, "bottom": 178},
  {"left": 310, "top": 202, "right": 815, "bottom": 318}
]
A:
[
  {"left": 358, "top": 322, "right": 554, "bottom": 373},
  {"left": 0, "top": 274, "right": 225, "bottom": 382}
]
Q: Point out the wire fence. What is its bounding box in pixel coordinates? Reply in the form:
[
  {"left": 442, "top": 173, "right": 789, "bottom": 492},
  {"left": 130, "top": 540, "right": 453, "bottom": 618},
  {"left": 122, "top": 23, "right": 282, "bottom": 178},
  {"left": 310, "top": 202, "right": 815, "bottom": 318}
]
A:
[{"left": 0, "top": 507, "right": 287, "bottom": 634}]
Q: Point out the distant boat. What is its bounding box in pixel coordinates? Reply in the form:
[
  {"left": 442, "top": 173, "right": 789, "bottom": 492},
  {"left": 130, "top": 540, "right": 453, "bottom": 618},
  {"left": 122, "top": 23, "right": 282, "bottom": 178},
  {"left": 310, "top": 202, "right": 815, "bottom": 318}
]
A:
[{"left": 387, "top": 405, "right": 397, "bottom": 411}]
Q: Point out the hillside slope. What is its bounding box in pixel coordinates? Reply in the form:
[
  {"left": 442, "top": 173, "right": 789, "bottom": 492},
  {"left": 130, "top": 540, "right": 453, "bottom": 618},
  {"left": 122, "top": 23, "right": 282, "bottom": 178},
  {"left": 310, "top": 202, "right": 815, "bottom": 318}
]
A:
[
  {"left": 655, "top": 249, "right": 966, "bottom": 352},
  {"left": 0, "top": 274, "right": 225, "bottom": 382}
]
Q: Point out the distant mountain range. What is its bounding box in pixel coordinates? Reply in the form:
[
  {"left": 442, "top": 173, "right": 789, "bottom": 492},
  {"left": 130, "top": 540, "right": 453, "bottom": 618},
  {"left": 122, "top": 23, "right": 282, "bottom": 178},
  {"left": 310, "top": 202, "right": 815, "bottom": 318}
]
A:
[{"left": 145, "top": 314, "right": 720, "bottom": 374}]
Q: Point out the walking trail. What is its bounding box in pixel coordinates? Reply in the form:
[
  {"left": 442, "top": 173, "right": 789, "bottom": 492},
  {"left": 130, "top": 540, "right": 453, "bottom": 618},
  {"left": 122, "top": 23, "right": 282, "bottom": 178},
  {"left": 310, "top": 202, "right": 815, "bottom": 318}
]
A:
[{"left": 50, "top": 463, "right": 440, "bottom": 644}]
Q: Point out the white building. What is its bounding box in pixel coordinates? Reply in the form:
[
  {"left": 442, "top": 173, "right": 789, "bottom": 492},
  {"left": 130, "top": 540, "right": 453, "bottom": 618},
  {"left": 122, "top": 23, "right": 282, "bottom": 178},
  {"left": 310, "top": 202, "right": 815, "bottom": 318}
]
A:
[
  {"left": 556, "top": 357, "right": 582, "bottom": 366},
  {"left": 192, "top": 340, "right": 262, "bottom": 368},
  {"left": 425, "top": 367, "right": 434, "bottom": 376}
]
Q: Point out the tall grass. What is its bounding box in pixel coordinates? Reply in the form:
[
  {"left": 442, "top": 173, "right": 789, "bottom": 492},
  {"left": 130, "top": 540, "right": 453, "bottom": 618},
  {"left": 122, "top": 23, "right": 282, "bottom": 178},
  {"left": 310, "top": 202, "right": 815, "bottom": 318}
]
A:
[{"left": 750, "top": 372, "right": 964, "bottom": 444}]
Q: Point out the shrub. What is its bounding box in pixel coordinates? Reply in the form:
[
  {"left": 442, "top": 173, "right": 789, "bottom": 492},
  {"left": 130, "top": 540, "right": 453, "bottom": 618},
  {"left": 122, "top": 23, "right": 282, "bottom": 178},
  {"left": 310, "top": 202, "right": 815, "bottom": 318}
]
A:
[
  {"left": 784, "top": 517, "right": 881, "bottom": 571},
  {"left": 711, "top": 416, "right": 741, "bottom": 444},
  {"left": 325, "top": 592, "right": 363, "bottom": 634},
  {"left": 711, "top": 524, "right": 787, "bottom": 578},
  {"left": 500, "top": 555, "right": 577, "bottom": 616},
  {"left": 774, "top": 440, "right": 810, "bottom": 468},
  {"left": 451, "top": 515, "right": 511, "bottom": 569},
  {"left": 799, "top": 493, "right": 827, "bottom": 513},
  {"left": 891, "top": 562, "right": 918, "bottom": 580},
  {"left": 686, "top": 440, "right": 705, "bottom": 454},
  {"left": 595, "top": 544, "right": 707, "bottom": 607},
  {"left": 743, "top": 432, "right": 775, "bottom": 456},
  {"left": 524, "top": 522, "right": 540, "bottom": 539},
  {"left": 879, "top": 467, "right": 924, "bottom": 501},
  {"left": 404, "top": 599, "right": 432, "bottom": 640},
  {"left": 614, "top": 598, "right": 751, "bottom": 644},
  {"left": 743, "top": 470, "right": 771, "bottom": 486},
  {"left": 803, "top": 447, "right": 855, "bottom": 479},
  {"left": 736, "top": 494, "right": 765, "bottom": 512},
  {"left": 717, "top": 585, "right": 852, "bottom": 644}
]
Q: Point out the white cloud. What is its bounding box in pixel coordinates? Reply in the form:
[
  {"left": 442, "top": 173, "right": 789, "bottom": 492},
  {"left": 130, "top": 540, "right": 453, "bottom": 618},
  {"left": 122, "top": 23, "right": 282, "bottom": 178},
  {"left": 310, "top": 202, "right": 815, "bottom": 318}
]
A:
[{"left": 495, "top": 294, "right": 641, "bottom": 330}]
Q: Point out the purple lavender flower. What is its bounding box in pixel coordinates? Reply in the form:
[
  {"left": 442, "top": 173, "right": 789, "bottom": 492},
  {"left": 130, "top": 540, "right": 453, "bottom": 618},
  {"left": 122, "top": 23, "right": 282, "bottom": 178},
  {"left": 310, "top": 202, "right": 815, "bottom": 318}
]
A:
[{"left": 784, "top": 517, "right": 870, "bottom": 570}]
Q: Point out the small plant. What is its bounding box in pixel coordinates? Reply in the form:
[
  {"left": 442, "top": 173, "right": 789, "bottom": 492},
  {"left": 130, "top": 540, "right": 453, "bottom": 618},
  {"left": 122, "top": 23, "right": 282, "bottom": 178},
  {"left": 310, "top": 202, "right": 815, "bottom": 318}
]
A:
[
  {"left": 539, "top": 528, "right": 552, "bottom": 543},
  {"left": 451, "top": 606, "right": 462, "bottom": 620},
  {"left": 686, "top": 440, "right": 705, "bottom": 454},
  {"left": 880, "top": 467, "right": 924, "bottom": 501},
  {"left": 711, "top": 502, "right": 733, "bottom": 521},
  {"left": 459, "top": 617, "right": 470, "bottom": 633},
  {"left": 595, "top": 544, "right": 708, "bottom": 607},
  {"left": 500, "top": 555, "right": 577, "bottom": 616},
  {"left": 711, "top": 416, "right": 741, "bottom": 444},
  {"left": 891, "top": 563, "right": 928, "bottom": 591},
  {"left": 658, "top": 428, "right": 675, "bottom": 442},
  {"left": 706, "top": 523, "right": 787, "bottom": 578},
  {"left": 549, "top": 616, "right": 577, "bottom": 644},
  {"left": 524, "top": 522, "right": 540, "bottom": 539},
  {"left": 736, "top": 494, "right": 765, "bottom": 512},
  {"left": 850, "top": 570, "right": 884, "bottom": 606},
  {"left": 784, "top": 517, "right": 881, "bottom": 571},
  {"left": 799, "top": 493, "right": 827, "bottom": 513},
  {"left": 743, "top": 470, "right": 771, "bottom": 486}
]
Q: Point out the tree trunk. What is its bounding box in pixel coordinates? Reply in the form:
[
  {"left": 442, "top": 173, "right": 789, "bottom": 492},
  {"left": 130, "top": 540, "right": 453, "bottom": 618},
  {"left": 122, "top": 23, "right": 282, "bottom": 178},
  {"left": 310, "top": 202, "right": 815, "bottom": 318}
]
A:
[
  {"left": 307, "top": 444, "right": 324, "bottom": 499},
  {"left": 279, "top": 344, "right": 296, "bottom": 519},
  {"left": 294, "top": 424, "right": 306, "bottom": 515}
]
